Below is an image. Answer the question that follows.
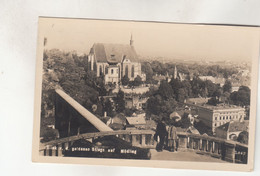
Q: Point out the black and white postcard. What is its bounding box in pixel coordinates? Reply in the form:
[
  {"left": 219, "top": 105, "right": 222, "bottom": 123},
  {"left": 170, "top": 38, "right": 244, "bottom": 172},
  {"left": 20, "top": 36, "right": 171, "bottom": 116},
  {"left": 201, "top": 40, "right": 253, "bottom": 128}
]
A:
[{"left": 32, "top": 17, "right": 259, "bottom": 171}]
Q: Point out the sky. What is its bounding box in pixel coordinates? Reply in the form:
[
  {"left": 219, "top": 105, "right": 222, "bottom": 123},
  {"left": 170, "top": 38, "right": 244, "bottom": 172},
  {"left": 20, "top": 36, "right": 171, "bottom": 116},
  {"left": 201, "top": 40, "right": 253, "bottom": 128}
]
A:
[{"left": 39, "top": 17, "right": 260, "bottom": 62}]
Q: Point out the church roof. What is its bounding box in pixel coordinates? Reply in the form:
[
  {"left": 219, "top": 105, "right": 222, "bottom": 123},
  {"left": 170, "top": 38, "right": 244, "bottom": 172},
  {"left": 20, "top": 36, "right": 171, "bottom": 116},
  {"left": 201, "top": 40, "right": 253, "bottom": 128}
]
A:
[{"left": 90, "top": 43, "right": 139, "bottom": 63}]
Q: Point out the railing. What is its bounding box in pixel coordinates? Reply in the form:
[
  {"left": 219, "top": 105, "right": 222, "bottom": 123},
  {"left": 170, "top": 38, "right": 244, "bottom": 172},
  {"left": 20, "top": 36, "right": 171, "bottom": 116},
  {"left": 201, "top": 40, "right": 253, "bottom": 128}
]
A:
[
  {"left": 40, "top": 130, "right": 248, "bottom": 164},
  {"left": 177, "top": 132, "right": 248, "bottom": 164},
  {"left": 40, "top": 129, "right": 156, "bottom": 156}
]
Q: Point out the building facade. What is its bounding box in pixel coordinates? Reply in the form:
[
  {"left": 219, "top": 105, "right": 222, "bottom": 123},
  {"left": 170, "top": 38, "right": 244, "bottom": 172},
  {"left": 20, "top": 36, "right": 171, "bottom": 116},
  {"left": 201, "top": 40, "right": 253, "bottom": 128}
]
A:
[
  {"left": 87, "top": 35, "right": 144, "bottom": 85},
  {"left": 187, "top": 104, "right": 245, "bottom": 134},
  {"left": 125, "top": 95, "right": 147, "bottom": 110},
  {"left": 215, "top": 121, "right": 249, "bottom": 140}
]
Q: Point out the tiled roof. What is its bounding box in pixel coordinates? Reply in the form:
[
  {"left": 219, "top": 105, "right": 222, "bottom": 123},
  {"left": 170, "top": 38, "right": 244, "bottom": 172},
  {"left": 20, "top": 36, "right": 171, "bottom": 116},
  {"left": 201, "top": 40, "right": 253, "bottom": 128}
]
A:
[
  {"left": 90, "top": 43, "right": 139, "bottom": 63},
  {"left": 126, "top": 116, "right": 146, "bottom": 125},
  {"left": 216, "top": 121, "right": 249, "bottom": 132},
  {"left": 228, "top": 121, "right": 248, "bottom": 132}
]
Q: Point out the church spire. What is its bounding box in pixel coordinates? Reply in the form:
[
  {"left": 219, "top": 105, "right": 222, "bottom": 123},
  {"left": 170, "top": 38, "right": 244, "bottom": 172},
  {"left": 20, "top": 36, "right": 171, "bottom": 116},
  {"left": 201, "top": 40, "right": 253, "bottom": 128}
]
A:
[
  {"left": 174, "top": 65, "right": 178, "bottom": 79},
  {"left": 130, "top": 33, "right": 134, "bottom": 46}
]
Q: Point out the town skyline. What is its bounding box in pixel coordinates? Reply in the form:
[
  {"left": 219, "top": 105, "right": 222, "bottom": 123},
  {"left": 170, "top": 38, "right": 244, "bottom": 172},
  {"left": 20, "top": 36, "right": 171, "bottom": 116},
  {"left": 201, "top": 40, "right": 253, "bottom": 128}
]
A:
[{"left": 40, "top": 18, "right": 259, "bottom": 62}]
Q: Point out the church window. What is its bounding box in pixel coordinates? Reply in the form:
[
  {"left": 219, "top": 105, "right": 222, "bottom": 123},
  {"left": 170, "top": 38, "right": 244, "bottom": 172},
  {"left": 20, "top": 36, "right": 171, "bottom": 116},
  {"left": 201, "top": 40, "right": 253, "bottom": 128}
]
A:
[
  {"left": 93, "top": 62, "right": 97, "bottom": 72},
  {"left": 99, "top": 65, "right": 102, "bottom": 75},
  {"left": 111, "top": 69, "right": 114, "bottom": 74},
  {"left": 105, "top": 66, "right": 108, "bottom": 74},
  {"left": 131, "top": 65, "right": 134, "bottom": 77},
  {"left": 111, "top": 55, "right": 115, "bottom": 60},
  {"left": 125, "top": 65, "right": 129, "bottom": 78}
]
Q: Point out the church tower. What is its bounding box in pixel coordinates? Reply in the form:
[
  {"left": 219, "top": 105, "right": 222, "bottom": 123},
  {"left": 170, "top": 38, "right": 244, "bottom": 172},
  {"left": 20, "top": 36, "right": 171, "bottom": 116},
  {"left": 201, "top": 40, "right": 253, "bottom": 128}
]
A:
[
  {"left": 130, "top": 33, "right": 134, "bottom": 46},
  {"left": 174, "top": 65, "right": 178, "bottom": 79}
]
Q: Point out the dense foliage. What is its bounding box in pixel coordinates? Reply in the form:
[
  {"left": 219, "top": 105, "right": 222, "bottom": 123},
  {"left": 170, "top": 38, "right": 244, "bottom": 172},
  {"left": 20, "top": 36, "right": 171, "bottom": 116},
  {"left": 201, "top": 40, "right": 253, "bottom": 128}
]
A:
[
  {"left": 41, "top": 49, "right": 110, "bottom": 140},
  {"left": 141, "top": 61, "right": 240, "bottom": 83}
]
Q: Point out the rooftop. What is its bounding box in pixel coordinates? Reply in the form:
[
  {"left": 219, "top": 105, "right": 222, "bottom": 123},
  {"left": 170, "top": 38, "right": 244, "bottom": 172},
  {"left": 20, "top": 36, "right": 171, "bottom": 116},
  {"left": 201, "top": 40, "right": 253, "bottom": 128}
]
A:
[
  {"left": 126, "top": 116, "right": 146, "bottom": 125},
  {"left": 90, "top": 43, "right": 139, "bottom": 63},
  {"left": 187, "top": 102, "right": 244, "bottom": 111},
  {"left": 216, "top": 121, "right": 249, "bottom": 132}
]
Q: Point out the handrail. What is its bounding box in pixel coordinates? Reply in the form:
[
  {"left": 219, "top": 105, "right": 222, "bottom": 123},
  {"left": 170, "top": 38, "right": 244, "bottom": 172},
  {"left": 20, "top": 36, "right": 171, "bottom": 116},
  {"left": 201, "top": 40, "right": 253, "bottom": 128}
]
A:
[
  {"left": 56, "top": 89, "right": 113, "bottom": 132},
  {"left": 40, "top": 129, "right": 155, "bottom": 150},
  {"left": 41, "top": 130, "right": 247, "bottom": 150}
]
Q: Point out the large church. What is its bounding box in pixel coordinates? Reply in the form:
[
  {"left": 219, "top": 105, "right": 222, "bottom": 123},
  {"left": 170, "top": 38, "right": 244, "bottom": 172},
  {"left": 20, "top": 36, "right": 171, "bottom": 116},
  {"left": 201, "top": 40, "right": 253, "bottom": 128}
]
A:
[{"left": 87, "top": 35, "right": 145, "bottom": 85}]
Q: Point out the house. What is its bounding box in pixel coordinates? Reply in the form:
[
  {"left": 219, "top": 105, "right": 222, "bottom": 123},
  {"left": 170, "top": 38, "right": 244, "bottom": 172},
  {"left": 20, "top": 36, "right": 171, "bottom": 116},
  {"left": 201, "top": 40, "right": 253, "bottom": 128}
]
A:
[
  {"left": 126, "top": 116, "right": 146, "bottom": 129},
  {"left": 152, "top": 66, "right": 183, "bottom": 84},
  {"left": 87, "top": 34, "right": 145, "bottom": 85},
  {"left": 187, "top": 104, "right": 245, "bottom": 134},
  {"left": 107, "top": 113, "right": 126, "bottom": 130},
  {"left": 125, "top": 95, "right": 148, "bottom": 110},
  {"left": 199, "top": 76, "right": 225, "bottom": 87},
  {"left": 175, "top": 126, "right": 200, "bottom": 135},
  {"left": 215, "top": 121, "right": 249, "bottom": 140},
  {"left": 170, "top": 108, "right": 197, "bottom": 124}
]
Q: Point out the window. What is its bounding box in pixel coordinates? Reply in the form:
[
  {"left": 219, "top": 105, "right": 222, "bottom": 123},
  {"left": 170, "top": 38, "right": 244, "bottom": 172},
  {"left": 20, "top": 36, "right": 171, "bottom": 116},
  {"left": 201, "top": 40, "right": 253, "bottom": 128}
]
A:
[
  {"left": 220, "top": 117, "right": 221, "bottom": 120},
  {"left": 93, "top": 62, "right": 97, "bottom": 72},
  {"left": 131, "top": 65, "right": 134, "bottom": 78},
  {"left": 111, "top": 55, "right": 115, "bottom": 60},
  {"left": 105, "top": 66, "right": 108, "bottom": 74},
  {"left": 215, "top": 117, "right": 217, "bottom": 120},
  {"left": 111, "top": 69, "right": 114, "bottom": 74},
  {"left": 99, "top": 65, "right": 102, "bottom": 75},
  {"left": 215, "top": 123, "right": 217, "bottom": 127},
  {"left": 125, "top": 65, "right": 129, "bottom": 78}
]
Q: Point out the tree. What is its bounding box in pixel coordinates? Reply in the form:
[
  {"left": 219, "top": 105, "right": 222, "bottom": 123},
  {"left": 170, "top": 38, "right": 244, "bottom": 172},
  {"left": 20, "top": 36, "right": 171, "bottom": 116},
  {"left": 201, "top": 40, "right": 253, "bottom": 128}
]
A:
[
  {"left": 162, "top": 97, "right": 178, "bottom": 116},
  {"left": 230, "top": 86, "right": 250, "bottom": 106},
  {"left": 181, "top": 80, "right": 193, "bottom": 97},
  {"left": 169, "top": 78, "right": 182, "bottom": 94},
  {"left": 141, "top": 62, "right": 154, "bottom": 83},
  {"left": 177, "top": 88, "right": 186, "bottom": 103},
  {"left": 158, "top": 80, "right": 175, "bottom": 99},
  {"left": 178, "top": 112, "right": 192, "bottom": 128},
  {"left": 104, "top": 99, "right": 113, "bottom": 117},
  {"left": 190, "top": 77, "right": 204, "bottom": 97},
  {"left": 223, "top": 80, "right": 232, "bottom": 93},
  {"left": 133, "top": 75, "right": 142, "bottom": 86},
  {"left": 114, "top": 89, "right": 125, "bottom": 113},
  {"left": 146, "top": 95, "right": 162, "bottom": 116},
  {"left": 204, "top": 80, "right": 218, "bottom": 97},
  {"left": 121, "top": 75, "right": 130, "bottom": 86},
  {"left": 237, "top": 131, "right": 248, "bottom": 144},
  {"left": 207, "top": 97, "right": 219, "bottom": 106},
  {"left": 213, "top": 88, "right": 223, "bottom": 99}
]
